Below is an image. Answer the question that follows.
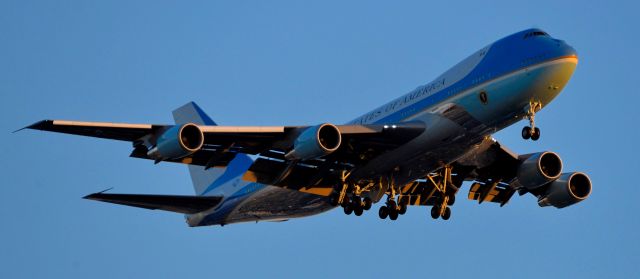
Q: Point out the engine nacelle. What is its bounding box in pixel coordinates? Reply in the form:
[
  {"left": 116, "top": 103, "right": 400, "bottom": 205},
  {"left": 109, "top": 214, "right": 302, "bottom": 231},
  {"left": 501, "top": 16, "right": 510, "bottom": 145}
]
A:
[
  {"left": 538, "top": 172, "right": 592, "bottom": 208},
  {"left": 285, "top": 123, "right": 341, "bottom": 161},
  {"left": 147, "top": 123, "right": 204, "bottom": 160},
  {"left": 516, "top": 152, "right": 563, "bottom": 190}
]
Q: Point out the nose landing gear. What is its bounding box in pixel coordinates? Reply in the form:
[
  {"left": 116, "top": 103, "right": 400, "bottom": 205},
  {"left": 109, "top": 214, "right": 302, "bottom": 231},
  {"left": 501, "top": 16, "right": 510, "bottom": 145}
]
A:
[{"left": 522, "top": 101, "right": 542, "bottom": 141}]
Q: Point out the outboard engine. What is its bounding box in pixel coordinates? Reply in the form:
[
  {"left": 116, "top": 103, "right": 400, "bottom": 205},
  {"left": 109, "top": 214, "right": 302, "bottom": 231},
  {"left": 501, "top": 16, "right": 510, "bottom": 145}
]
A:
[
  {"left": 538, "top": 172, "right": 592, "bottom": 208},
  {"left": 147, "top": 123, "right": 204, "bottom": 160},
  {"left": 285, "top": 123, "right": 341, "bottom": 160}
]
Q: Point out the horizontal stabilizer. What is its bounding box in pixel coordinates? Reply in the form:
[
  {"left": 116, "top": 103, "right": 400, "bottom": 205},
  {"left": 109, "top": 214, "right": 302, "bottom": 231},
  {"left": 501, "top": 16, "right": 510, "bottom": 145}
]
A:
[{"left": 84, "top": 193, "right": 223, "bottom": 214}]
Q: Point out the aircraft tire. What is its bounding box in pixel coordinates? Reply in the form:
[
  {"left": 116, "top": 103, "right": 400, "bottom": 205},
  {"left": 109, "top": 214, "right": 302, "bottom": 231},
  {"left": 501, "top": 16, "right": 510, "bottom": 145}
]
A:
[
  {"left": 442, "top": 207, "right": 451, "bottom": 220},
  {"left": 379, "top": 206, "right": 388, "bottom": 219},
  {"left": 399, "top": 203, "right": 407, "bottom": 215},
  {"left": 522, "top": 126, "right": 532, "bottom": 139},
  {"left": 531, "top": 127, "right": 541, "bottom": 141},
  {"left": 389, "top": 208, "right": 398, "bottom": 220},
  {"left": 387, "top": 200, "right": 397, "bottom": 211},
  {"left": 351, "top": 196, "right": 361, "bottom": 208},
  {"left": 354, "top": 206, "right": 364, "bottom": 216},
  {"left": 344, "top": 204, "right": 353, "bottom": 215},
  {"left": 430, "top": 206, "right": 440, "bottom": 219},
  {"left": 363, "top": 197, "right": 372, "bottom": 210}
]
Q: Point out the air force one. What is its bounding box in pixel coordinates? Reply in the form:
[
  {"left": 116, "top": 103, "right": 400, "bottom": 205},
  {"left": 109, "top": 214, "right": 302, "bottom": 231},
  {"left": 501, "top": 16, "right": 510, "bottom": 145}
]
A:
[{"left": 23, "top": 28, "right": 591, "bottom": 226}]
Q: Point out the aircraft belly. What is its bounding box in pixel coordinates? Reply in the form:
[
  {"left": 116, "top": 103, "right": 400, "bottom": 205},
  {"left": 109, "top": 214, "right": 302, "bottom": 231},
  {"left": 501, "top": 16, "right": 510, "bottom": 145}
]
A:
[
  {"left": 221, "top": 186, "right": 334, "bottom": 224},
  {"left": 350, "top": 112, "right": 471, "bottom": 184}
]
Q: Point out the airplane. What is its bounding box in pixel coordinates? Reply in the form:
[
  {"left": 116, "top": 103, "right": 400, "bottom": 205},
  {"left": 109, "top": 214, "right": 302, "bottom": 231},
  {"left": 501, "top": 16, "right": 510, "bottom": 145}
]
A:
[{"left": 22, "top": 28, "right": 592, "bottom": 226}]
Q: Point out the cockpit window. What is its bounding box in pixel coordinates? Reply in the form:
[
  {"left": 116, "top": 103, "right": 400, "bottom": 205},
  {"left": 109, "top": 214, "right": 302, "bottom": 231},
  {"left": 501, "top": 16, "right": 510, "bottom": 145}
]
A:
[{"left": 524, "top": 31, "right": 549, "bottom": 39}]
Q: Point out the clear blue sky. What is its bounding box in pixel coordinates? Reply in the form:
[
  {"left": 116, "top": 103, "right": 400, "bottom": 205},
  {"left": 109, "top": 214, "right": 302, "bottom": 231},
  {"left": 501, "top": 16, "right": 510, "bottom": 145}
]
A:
[{"left": 1, "top": 1, "right": 638, "bottom": 278}]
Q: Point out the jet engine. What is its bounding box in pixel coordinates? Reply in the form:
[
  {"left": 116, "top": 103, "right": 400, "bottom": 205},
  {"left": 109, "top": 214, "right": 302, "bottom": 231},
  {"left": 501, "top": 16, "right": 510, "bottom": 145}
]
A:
[
  {"left": 285, "top": 123, "right": 341, "bottom": 160},
  {"left": 147, "top": 123, "right": 204, "bottom": 160},
  {"left": 516, "top": 152, "right": 563, "bottom": 190},
  {"left": 538, "top": 172, "right": 592, "bottom": 208}
]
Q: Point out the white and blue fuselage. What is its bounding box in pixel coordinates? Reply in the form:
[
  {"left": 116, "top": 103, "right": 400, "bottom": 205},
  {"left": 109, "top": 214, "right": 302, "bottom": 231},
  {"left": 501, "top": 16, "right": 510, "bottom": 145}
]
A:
[{"left": 187, "top": 28, "right": 578, "bottom": 226}]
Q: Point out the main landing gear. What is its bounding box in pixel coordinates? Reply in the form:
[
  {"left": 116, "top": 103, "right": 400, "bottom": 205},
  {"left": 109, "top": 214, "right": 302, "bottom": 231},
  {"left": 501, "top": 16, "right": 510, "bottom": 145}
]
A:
[
  {"left": 331, "top": 166, "right": 461, "bottom": 221},
  {"left": 329, "top": 170, "right": 374, "bottom": 217},
  {"left": 340, "top": 196, "right": 373, "bottom": 216},
  {"left": 378, "top": 165, "right": 459, "bottom": 221},
  {"left": 375, "top": 175, "right": 410, "bottom": 221},
  {"left": 426, "top": 165, "right": 456, "bottom": 221},
  {"left": 378, "top": 197, "right": 409, "bottom": 221},
  {"left": 522, "top": 100, "right": 542, "bottom": 141}
]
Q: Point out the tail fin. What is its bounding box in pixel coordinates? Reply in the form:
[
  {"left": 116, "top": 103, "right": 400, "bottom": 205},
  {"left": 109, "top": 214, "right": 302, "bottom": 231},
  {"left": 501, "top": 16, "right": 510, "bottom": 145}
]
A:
[{"left": 172, "top": 102, "right": 252, "bottom": 196}]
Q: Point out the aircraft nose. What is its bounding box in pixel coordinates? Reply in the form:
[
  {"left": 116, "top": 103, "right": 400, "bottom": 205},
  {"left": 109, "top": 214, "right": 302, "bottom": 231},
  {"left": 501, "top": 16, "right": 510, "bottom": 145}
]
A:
[{"left": 555, "top": 39, "right": 578, "bottom": 60}]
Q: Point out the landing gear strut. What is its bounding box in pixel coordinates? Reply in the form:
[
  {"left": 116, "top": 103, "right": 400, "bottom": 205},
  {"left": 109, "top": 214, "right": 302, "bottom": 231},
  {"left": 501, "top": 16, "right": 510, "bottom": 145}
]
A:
[
  {"left": 335, "top": 166, "right": 462, "bottom": 221},
  {"left": 426, "top": 165, "right": 457, "bottom": 221},
  {"left": 378, "top": 176, "right": 404, "bottom": 221},
  {"left": 332, "top": 170, "right": 375, "bottom": 217},
  {"left": 522, "top": 100, "right": 542, "bottom": 141},
  {"left": 378, "top": 199, "right": 403, "bottom": 220}
]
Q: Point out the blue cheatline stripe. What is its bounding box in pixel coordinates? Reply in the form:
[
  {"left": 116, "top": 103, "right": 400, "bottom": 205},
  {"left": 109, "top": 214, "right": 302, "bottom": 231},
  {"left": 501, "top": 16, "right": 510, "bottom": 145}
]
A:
[
  {"left": 372, "top": 50, "right": 575, "bottom": 124},
  {"left": 356, "top": 29, "right": 577, "bottom": 125}
]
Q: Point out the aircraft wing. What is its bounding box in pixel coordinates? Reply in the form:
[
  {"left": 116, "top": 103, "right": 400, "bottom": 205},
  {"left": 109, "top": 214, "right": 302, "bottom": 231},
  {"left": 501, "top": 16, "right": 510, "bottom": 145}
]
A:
[
  {"left": 452, "top": 138, "right": 524, "bottom": 206},
  {"left": 84, "top": 192, "right": 223, "bottom": 214},
  {"left": 23, "top": 120, "right": 159, "bottom": 142},
  {"left": 380, "top": 138, "right": 524, "bottom": 208},
  {"left": 24, "top": 119, "right": 425, "bottom": 186}
]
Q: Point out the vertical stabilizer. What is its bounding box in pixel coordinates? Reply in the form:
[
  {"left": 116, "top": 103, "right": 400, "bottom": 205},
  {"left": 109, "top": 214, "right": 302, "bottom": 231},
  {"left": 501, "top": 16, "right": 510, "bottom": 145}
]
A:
[{"left": 172, "top": 102, "right": 251, "bottom": 196}]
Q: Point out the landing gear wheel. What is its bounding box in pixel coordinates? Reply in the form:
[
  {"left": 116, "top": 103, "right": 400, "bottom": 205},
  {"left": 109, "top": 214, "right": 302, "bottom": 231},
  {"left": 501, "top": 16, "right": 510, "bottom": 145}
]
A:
[
  {"left": 447, "top": 194, "right": 455, "bottom": 206},
  {"left": 430, "top": 206, "right": 440, "bottom": 219},
  {"left": 378, "top": 206, "right": 388, "bottom": 219},
  {"left": 389, "top": 208, "right": 399, "bottom": 220},
  {"left": 351, "top": 196, "right": 361, "bottom": 208},
  {"left": 363, "top": 197, "right": 372, "bottom": 211},
  {"left": 344, "top": 204, "right": 353, "bottom": 215},
  {"left": 387, "top": 200, "right": 397, "bottom": 211},
  {"left": 531, "top": 127, "right": 541, "bottom": 141},
  {"left": 442, "top": 207, "right": 451, "bottom": 220},
  {"left": 398, "top": 203, "right": 407, "bottom": 215},
  {"left": 522, "top": 126, "right": 532, "bottom": 140},
  {"left": 354, "top": 206, "right": 364, "bottom": 216}
]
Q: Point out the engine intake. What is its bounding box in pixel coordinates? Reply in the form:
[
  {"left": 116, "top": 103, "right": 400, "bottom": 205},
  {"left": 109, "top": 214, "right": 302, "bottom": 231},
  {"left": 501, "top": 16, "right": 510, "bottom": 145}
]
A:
[
  {"left": 147, "top": 123, "right": 204, "bottom": 160},
  {"left": 285, "top": 123, "right": 341, "bottom": 160},
  {"left": 538, "top": 172, "right": 592, "bottom": 208},
  {"left": 517, "top": 151, "right": 563, "bottom": 190}
]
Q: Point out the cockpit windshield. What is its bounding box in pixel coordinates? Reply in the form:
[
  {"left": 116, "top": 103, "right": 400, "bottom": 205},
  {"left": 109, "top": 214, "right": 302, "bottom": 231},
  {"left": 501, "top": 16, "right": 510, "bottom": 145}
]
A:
[{"left": 524, "top": 31, "right": 549, "bottom": 39}]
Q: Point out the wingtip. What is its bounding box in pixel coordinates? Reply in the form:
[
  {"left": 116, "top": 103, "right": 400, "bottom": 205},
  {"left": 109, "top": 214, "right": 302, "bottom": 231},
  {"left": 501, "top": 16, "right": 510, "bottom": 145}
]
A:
[
  {"left": 12, "top": 127, "right": 26, "bottom": 133},
  {"left": 83, "top": 187, "right": 114, "bottom": 199},
  {"left": 13, "top": 120, "right": 51, "bottom": 133}
]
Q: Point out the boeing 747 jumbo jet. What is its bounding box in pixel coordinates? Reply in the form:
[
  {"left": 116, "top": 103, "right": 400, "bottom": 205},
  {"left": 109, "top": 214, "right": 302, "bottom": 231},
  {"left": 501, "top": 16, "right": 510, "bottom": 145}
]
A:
[{"left": 23, "top": 28, "right": 591, "bottom": 226}]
